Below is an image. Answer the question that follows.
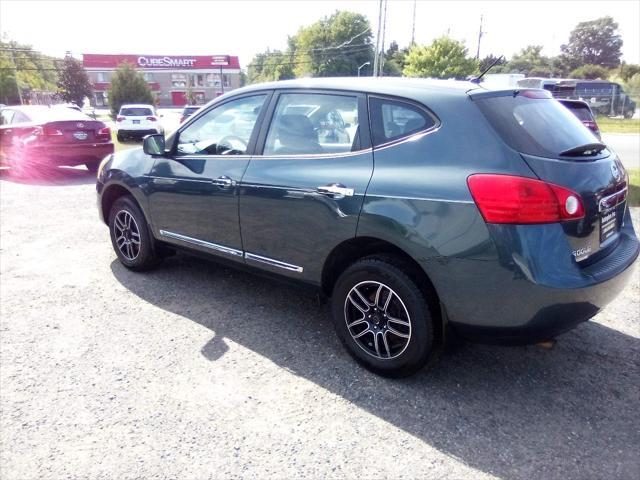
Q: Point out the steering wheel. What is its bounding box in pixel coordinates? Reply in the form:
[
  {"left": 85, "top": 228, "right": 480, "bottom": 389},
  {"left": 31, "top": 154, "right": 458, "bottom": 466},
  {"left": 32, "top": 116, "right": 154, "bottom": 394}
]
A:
[{"left": 217, "top": 135, "right": 248, "bottom": 155}]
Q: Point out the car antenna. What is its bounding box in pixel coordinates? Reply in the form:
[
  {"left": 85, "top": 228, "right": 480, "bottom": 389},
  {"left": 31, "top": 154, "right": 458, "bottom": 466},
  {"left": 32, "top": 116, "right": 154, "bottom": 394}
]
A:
[{"left": 470, "top": 55, "right": 505, "bottom": 84}]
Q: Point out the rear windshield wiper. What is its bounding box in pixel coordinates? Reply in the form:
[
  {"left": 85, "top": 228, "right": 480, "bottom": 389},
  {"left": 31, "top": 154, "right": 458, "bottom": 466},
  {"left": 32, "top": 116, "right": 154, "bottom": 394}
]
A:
[{"left": 560, "top": 143, "right": 606, "bottom": 157}]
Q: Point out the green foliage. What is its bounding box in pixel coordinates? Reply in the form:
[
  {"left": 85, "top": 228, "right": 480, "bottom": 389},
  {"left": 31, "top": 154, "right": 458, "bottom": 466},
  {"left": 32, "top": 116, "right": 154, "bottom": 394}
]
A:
[
  {"left": 382, "top": 41, "right": 408, "bottom": 76},
  {"left": 560, "top": 16, "right": 623, "bottom": 70},
  {"left": 478, "top": 54, "right": 504, "bottom": 73},
  {"left": 569, "top": 64, "right": 610, "bottom": 80},
  {"left": 403, "top": 37, "right": 478, "bottom": 79},
  {"left": 56, "top": 56, "right": 92, "bottom": 107},
  {"left": 0, "top": 39, "right": 58, "bottom": 104},
  {"left": 247, "top": 50, "right": 295, "bottom": 84},
  {"left": 618, "top": 63, "right": 640, "bottom": 82},
  {"left": 292, "top": 11, "right": 373, "bottom": 77},
  {"left": 505, "top": 46, "right": 553, "bottom": 75},
  {"left": 107, "top": 62, "right": 154, "bottom": 117}
]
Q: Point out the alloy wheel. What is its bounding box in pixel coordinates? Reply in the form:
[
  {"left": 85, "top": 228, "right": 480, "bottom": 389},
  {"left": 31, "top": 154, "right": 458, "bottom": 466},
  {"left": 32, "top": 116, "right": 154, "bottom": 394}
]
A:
[
  {"left": 343, "top": 281, "right": 412, "bottom": 360},
  {"left": 113, "top": 210, "right": 141, "bottom": 261}
]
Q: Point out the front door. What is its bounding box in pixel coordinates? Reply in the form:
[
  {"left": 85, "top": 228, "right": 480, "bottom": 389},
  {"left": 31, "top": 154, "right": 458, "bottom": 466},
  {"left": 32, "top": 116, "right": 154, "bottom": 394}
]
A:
[
  {"left": 239, "top": 91, "right": 373, "bottom": 283},
  {"left": 147, "top": 93, "right": 269, "bottom": 259}
]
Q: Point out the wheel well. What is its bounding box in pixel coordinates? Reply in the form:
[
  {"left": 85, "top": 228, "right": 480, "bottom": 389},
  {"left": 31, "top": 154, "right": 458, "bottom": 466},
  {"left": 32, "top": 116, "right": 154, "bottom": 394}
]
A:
[
  {"left": 321, "top": 237, "right": 444, "bottom": 344},
  {"left": 101, "top": 185, "right": 135, "bottom": 223}
]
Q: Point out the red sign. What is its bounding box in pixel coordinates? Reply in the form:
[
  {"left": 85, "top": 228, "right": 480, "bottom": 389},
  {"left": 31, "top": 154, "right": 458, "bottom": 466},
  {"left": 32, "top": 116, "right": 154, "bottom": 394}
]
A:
[{"left": 83, "top": 54, "right": 240, "bottom": 69}]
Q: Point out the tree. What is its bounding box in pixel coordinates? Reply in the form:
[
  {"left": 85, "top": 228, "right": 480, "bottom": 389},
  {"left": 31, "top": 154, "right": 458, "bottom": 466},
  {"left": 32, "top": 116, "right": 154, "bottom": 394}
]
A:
[
  {"left": 56, "top": 55, "right": 92, "bottom": 107},
  {"left": 560, "top": 16, "right": 623, "bottom": 70},
  {"left": 505, "top": 46, "right": 551, "bottom": 75},
  {"left": 478, "top": 54, "right": 504, "bottom": 73},
  {"left": 107, "top": 62, "right": 154, "bottom": 117},
  {"left": 246, "top": 50, "right": 295, "bottom": 84},
  {"left": 569, "top": 64, "right": 610, "bottom": 80},
  {"left": 0, "top": 38, "right": 58, "bottom": 104},
  {"left": 382, "top": 41, "right": 408, "bottom": 76},
  {"left": 292, "top": 11, "right": 373, "bottom": 77},
  {"left": 403, "top": 36, "right": 478, "bottom": 79}
]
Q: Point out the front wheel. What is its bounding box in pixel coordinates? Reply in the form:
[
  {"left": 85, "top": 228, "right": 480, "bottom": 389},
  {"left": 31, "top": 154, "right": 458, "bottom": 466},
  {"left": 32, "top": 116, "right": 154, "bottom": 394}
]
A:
[
  {"left": 331, "top": 256, "right": 435, "bottom": 377},
  {"left": 108, "top": 196, "right": 160, "bottom": 271}
]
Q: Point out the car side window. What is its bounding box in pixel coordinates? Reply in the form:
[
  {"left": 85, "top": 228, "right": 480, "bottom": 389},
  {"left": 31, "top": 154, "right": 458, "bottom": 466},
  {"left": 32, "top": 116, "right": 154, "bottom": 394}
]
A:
[
  {"left": 369, "top": 97, "right": 436, "bottom": 146},
  {"left": 11, "top": 111, "right": 30, "bottom": 124},
  {"left": 176, "top": 94, "right": 266, "bottom": 156},
  {"left": 263, "top": 93, "right": 359, "bottom": 155}
]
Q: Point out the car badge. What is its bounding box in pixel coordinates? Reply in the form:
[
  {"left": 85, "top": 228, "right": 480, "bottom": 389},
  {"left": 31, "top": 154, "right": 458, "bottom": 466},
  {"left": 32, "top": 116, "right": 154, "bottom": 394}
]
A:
[
  {"left": 611, "top": 163, "right": 621, "bottom": 182},
  {"left": 77, "top": 122, "right": 85, "bottom": 128}
]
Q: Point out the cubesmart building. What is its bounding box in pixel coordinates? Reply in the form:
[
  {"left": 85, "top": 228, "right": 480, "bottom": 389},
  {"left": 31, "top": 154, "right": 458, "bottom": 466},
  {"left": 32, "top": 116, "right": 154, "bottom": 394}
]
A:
[{"left": 82, "top": 54, "right": 242, "bottom": 107}]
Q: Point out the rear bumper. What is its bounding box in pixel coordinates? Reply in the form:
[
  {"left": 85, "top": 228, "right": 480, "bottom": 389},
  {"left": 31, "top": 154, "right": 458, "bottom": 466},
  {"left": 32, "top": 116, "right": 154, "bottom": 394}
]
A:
[
  {"left": 117, "top": 129, "right": 160, "bottom": 138},
  {"left": 27, "top": 143, "right": 114, "bottom": 166},
  {"left": 428, "top": 212, "right": 639, "bottom": 344}
]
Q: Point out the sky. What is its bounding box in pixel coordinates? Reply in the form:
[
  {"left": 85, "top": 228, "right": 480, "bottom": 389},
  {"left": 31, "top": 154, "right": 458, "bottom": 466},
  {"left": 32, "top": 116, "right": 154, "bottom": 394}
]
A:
[{"left": 1, "top": 0, "right": 639, "bottom": 67}]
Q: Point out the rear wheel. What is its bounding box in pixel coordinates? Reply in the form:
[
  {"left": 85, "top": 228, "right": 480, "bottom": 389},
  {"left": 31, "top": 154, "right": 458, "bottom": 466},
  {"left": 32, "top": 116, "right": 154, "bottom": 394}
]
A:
[
  {"left": 116, "top": 133, "right": 124, "bottom": 143},
  {"left": 331, "top": 255, "right": 435, "bottom": 377},
  {"left": 108, "top": 196, "right": 160, "bottom": 271}
]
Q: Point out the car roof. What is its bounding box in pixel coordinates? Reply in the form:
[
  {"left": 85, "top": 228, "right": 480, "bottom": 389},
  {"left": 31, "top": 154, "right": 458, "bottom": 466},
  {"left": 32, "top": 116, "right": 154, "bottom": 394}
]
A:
[
  {"left": 120, "top": 104, "right": 155, "bottom": 109},
  {"left": 233, "top": 77, "right": 483, "bottom": 98},
  {"left": 1, "top": 105, "right": 91, "bottom": 122}
]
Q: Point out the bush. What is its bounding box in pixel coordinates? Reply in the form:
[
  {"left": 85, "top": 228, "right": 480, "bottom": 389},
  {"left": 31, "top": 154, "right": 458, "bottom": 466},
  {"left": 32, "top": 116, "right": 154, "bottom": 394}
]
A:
[
  {"left": 108, "top": 62, "right": 154, "bottom": 118},
  {"left": 569, "top": 64, "right": 611, "bottom": 80}
]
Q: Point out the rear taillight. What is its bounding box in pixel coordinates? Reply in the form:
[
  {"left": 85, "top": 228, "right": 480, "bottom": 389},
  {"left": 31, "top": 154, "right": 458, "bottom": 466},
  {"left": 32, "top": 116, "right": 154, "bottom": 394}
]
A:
[
  {"left": 146, "top": 116, "right": 157, "bottom": 122},
  {"left": 33, "top": 125, "right": 62, "bottom": 137},
  {"left": 116, "top": 116, "right": 125, "bottom": 122},
  {"left": 467, "top": 174, "right": 585, "bottom": 224},
  {"left": 97, "top": 126, "right": 111, "bottom": 140}
]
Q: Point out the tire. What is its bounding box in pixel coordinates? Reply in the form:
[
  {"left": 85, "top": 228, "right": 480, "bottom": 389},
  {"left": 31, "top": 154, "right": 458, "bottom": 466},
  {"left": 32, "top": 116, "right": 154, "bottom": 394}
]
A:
[
  {"left": 331, "top": 255, "right": 435, "bottom": 377},
  {"left": 117, "top": 134, "right": 124, "bottom": 143},
  {"left": 86, "top": 162, "right": 99, "bottom": 173},
  {"left": 108, "top": 195, "right": 160, "bottom": 271},
  {"left": 624, "top": 109, "right": 634, "bottom": 119}
]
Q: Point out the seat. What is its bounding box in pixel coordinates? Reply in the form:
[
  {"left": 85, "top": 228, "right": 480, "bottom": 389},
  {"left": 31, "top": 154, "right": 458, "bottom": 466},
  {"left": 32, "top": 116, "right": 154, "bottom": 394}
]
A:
[{"left": 274, "top": 114, "right": 323, "bottom": 155}]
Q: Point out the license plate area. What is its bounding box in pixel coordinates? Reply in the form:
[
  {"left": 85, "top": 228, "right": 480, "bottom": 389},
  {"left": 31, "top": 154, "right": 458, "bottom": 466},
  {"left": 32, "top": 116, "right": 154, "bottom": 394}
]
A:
[
  {"left": 600, "top": 207, "right": 617, "bottom": 244},
  {"left": 132, "top": 120, "right": 140, "bottom": 124}
]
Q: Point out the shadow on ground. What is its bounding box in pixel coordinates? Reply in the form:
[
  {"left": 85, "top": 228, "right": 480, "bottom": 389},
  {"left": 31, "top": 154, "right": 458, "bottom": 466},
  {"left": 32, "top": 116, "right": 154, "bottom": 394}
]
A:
[
  {"left": 111, "top": 254, "right": 640, "bottom": 479},
  {"left": 0, "top": 166, "right": 96, "bottom": 186}
]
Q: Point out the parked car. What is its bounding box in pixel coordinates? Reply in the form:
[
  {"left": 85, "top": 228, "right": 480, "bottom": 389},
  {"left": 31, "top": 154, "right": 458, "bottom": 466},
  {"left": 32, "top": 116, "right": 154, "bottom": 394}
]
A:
[
  {"left": 97, "top": 78, "right": 638, "bottom": 377},
  {"left": 0, "top": 105, "right": 113, "bottom": 172},
  {"left": 180, "top": 105, "right": 201, "bottom": 123},
  {"left": 558, "top": 99, "right": 601, "bottom": 140},
  {"left": 115, "top": 104, "right": 163, "bottom": 142}
]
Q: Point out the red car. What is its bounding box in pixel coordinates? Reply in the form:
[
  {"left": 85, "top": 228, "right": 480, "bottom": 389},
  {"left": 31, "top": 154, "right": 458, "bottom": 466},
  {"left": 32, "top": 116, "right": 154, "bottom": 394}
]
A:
[{"left": 0, "top": 105, "right": 114, "bottom": 172}]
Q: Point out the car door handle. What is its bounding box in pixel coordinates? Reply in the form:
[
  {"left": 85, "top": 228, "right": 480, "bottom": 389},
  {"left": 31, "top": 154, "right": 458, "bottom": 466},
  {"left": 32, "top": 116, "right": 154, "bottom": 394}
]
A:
[
  {"left": 316, "top": 183, "right": 354, "bottom": 197},
  {"left": 212, "top": 175, "right": 236, "bottom": 188}
]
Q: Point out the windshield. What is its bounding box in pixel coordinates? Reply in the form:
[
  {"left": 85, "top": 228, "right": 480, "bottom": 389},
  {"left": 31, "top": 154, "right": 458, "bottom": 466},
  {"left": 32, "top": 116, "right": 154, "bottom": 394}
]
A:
[
  {"left": 121, "top": 107, "right": 153, "bottom": 116},
  {"left": 475, "top": 95, "right": 600, "bottom": 158}
]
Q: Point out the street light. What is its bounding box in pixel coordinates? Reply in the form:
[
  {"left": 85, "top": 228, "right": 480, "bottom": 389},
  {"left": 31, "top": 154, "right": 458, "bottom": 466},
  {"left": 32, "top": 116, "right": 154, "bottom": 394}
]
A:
[{"left": 358, "top": 61, "right": 371, "bottom": 77}]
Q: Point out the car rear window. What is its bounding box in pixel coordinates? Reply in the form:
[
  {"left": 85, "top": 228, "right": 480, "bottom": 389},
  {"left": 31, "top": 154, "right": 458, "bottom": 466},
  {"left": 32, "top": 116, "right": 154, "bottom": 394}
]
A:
[
  {"left": 562, "top": 103, "right": 592, "bottom": 122},
  {"left": 475, "top": 94, "right": 599, "bottom": 158},
  {"left": 121, "top": 107, "right": 153, "bottom": 116}
]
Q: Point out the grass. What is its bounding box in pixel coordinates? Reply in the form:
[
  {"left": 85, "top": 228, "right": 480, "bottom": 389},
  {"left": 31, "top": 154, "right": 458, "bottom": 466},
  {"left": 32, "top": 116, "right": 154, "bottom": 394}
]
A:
[
  {"left": 596, "top": 116, "right": 640, "bottom": 134},
  {"left": 628, "top": 169, "right": 640, "bottom": 207},
  {"left": 111, "top": 131, "right": 139, "bottom": 153}
]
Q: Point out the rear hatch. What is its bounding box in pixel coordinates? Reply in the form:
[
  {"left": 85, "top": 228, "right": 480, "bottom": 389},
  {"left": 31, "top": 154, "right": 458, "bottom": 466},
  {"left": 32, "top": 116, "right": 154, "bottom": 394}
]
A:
[
  {"left": 118, "top": 107, "right": 156, "bottom": 130},
  {"left": 471, "top": 89, "right": 628, "bottom": 264}
]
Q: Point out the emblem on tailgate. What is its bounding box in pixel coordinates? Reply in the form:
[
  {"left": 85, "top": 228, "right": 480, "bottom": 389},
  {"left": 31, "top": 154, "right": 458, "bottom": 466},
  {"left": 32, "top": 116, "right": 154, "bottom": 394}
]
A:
[{"left": 611, "top": 163, "right": 621, "bottom": 182}]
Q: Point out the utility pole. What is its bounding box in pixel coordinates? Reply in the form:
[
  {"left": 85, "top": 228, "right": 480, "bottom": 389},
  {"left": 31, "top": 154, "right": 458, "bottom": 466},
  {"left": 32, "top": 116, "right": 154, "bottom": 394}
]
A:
[
  {"left": 9, "top": 49, "right": 23, "bottom": 105},
  {"left": 372, "top": 0, "right": 384, "bottom": 77},
  {"left": 475, "top": 14, "right": 484, "bottom": 60},
  {"left": 411, "top": 0, "right": 417, "bottom": 46},
  {"left": 379, "top": 0, "right": 388, "bottom": 76}
]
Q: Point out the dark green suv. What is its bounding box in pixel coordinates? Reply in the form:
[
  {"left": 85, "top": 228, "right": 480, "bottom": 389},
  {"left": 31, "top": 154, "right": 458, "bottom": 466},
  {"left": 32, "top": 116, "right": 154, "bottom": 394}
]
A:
[{"left": 97, "top": 78, "right": 638, "bottom": 377}]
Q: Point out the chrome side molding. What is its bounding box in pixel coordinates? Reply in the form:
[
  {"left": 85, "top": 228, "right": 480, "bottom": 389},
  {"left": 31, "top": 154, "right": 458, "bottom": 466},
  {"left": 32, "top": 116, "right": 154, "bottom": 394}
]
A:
[
  {"left": 158, "top": 230, "right": 244, "bottom": 257},
  {"left": 157, "top": 230, "right": 304, "bottom": 273},
  {"left": 244, "top": 252, "right": 304, "bottom": 273}
]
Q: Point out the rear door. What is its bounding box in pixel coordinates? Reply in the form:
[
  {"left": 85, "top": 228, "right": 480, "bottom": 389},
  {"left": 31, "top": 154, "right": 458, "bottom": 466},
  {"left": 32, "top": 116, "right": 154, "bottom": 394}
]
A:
[
  {"left": 147, "top": 93, "right": 270, "bottom": 259},
  {"left": 473, "top": 90, "right": 628, "bottom": 263},
  {"left": 239, "top": 90, "right": 373, "bottom": 283}
]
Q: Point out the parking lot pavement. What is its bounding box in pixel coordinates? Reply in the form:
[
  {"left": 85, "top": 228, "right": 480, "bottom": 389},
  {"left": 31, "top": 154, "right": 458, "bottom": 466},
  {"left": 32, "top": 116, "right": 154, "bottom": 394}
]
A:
[{"left": 1, "top": 167, "right": 639, "bottom": 480}]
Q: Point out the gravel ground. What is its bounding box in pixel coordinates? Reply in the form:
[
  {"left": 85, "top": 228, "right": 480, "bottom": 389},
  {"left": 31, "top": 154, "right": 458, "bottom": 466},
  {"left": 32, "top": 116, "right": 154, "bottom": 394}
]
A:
[{"left": 1, "top": 167, "right": 639, "bottom": 480}]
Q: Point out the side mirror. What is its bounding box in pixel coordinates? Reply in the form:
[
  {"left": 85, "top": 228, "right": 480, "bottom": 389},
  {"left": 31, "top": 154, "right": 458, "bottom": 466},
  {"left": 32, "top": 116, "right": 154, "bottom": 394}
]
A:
[{"left": 143, "top": 134, "right": 166, "bottom": 156}]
